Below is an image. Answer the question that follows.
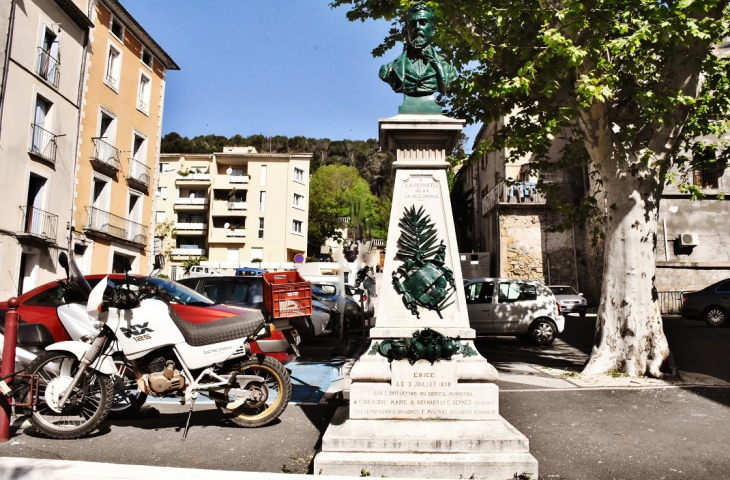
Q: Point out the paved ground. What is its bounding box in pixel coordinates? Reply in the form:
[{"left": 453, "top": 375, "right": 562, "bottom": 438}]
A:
[{"left": 1, "top": 314, "right": 729, "bottom": 479}]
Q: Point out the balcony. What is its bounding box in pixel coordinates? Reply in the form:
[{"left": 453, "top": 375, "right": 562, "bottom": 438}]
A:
[
  {"left": 171, "top": 247, "right": 205, "bottom": 258},
  {"left": 482, "top": 181, "right": 576, "bottom": 214},
  {"left": 213, "top": 174, "right": 250, "bottom": 190},
  {"left": 173, "top": 197, "right": 209, "bottom": 211},
  {"left": 211, "top": 199, "right": 247, "bottom": 216},
  {"left": 693, "top": 167, "right": 724, "bottom": 190},
  {"left": 175, "top": 222, "right": 207, "bottom": 236},
  {"left": 175, "top": 172, "right": 211, "bottom": 186},
  {"left": 209, "top": 227, "right": 247, "bottom": 243},
  {"left": 90, "top": 138, "right": 121, "bottom": 173},
  {"left": 36, "top": 47, "right": 60, "bottom": 88},
  {"left": 85, "top": 206, "right": 148, "bottom": 246},
  {"left": 28, "top": 124, "right": 57, "bottom": 164},
  {"left": 19, "top": 206, "right": 58, "bottom": 243},
  {"left": 127, "top": 158, "right": 151, "bottom": 189}
]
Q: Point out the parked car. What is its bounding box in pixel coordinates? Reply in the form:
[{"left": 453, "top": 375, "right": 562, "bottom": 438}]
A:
[
  {"left": 464, "top": 278, "right": 565, "bottom": 345},
  {"left": 177, "top": 275, "right": 331, "bottom": 341},
  {"left": 0, "top": 274, "right": 299, "bottom": 365},
  {"left": 235, "top": 267, "right": 266, "bottom": 276},
  {"left": 681, "top": 278, "right": 730, "bottom": 327},
  {"left": 311, "top": 284, "right": 362, "bottom": 328},
  {"left": 547, "top": 285, "right": 588, "bottom": 317},
  {"left": 187, "top": 265, "right": 224, "bottom": 277},
  {"left": 345, "top": 285, "right": 375, "bottom": 318}
]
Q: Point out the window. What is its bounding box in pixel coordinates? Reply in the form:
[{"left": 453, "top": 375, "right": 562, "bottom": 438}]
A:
[
  {"left": 251, "top": 248, "right": 263, "bottom": 262},
  {"left": 110, "top": 16, "right": 124, "bottom": 41},
  {"left": 466, "top": 282, "right": 493, "bottom": 304},
  {"left": 105, "top": 44, "right": 121, "bottom": 90},
  {"left": 293, "top": 167, "right": 305, "bottom": 183},
  {"left": 30, "top": 96, "right": 54, "bottom": 160},
  {"left": 155, "top": 211, "right": 166, "bottom": 223},
  {"left": 260, "top": 165, "right": 267, "bottom": 186},
  {"left": 292, "top": 219, "right": 303, "bottom": 235},
  {"left": 497, "top": 282, "right": 536, "bottom": 302},
  {"left": 37, "top": 27, "right": 60, "bottom": 87},
  {"left": 141, "top": 48, "right": 153, "bottom": 68},
  {"left": 293, "top": 193, "right": 304, "bottom": 209},
  {"left": 259, "top": 191, "right": 266, "bottom": 212},
  {"left": 258, "top": 217, "right": 264, "bottom": 239},
  {"left": 156, "top": 186, "right": 167, "bottom": 199},
  {"left": 137, "top": 72, "right": 151, "bottom": 113}
]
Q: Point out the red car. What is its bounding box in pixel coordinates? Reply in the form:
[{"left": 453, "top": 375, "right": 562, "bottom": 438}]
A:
[{"left": 0, "top": 274, "right": 298, "bottom": 365}]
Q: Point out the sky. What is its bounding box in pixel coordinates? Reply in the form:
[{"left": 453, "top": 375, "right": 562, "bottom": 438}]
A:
[{"left": 122, "top": 0, "right": 481, "bottom": 151}]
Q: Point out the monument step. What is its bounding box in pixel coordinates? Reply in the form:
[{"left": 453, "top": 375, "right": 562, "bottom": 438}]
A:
[
  {"left": 321, "top": 407, "right": 530, "bottom": 454},
  {"left": 313, "top": 451, "right": 538, "bottom": 480}
]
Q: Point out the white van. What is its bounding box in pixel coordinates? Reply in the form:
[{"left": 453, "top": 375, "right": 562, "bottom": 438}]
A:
[
  {"left": 464, "top": 278, "right": 565, "bottom": 345},
  {"left": 187, "top": 265, "right": 224, "bottom": 278}
]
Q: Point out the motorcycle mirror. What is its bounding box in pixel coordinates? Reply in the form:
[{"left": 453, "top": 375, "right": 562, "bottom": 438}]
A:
[
  {"left": 58, "top": 252, "right": 69, "bottom": 278},
  {"left": 154, "top": 254, "right": 165, "bottom": 270}
]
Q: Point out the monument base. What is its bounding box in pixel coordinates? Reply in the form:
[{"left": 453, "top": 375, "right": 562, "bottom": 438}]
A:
[{"left": 314, "top": 407, "right": 538, "bottom": 479}]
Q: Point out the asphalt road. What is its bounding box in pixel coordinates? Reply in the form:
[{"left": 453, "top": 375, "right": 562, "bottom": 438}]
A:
[{"left": 1, "top": 315, "right": 729, "bottom": 479}]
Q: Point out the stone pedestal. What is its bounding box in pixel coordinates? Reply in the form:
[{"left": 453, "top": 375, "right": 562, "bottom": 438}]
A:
[{"left": 313, "top": 114, "right": 538, "bottom": 479}]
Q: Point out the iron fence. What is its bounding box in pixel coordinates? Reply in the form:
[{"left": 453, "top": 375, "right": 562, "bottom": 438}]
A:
[
  {"left": 20, "top": 206, "right": 58, "bottom": 242},
  {"left": 91, "top": 138, "right": 121, "bottom": 171},
  {"left": 657, "top": 291, "right": 683, "bottom": 315},
  {"left": 86, "top": 206, "right": 148, "bottom": 245},
  {"left": 36, "top": 47, "right": 60, "bottom": 88},
  {"left": 29, "top": 123, "right": 57, "bottom": 163}
]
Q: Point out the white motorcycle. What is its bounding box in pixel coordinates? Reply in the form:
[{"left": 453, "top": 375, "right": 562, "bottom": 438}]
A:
[{"left": 19, "top": 265, "right": 292, "bottom": 439}]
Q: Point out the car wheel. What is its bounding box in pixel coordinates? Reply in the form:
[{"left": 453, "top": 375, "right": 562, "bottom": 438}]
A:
[
  {"left": 704, "top": 307, "right": 726, "bottom": 327},
  {"left": 529, "top": 319, "right": 556, "bottom": 346}
]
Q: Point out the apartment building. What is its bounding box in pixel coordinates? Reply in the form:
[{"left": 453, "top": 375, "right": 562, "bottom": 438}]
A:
[
  {"left": 72, "top": 0, "right": 178, "bottom": 275},
  {"left": 0, "top": 0, "right": 93, "bottom": 297},
  {"left": 157, "top": 147, "right": 311, "bottom": 280}
]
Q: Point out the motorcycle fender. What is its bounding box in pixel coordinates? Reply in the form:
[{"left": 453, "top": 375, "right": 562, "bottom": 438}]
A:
[{"left": 46, "top": 341, "right": 116, "bottom": 375}]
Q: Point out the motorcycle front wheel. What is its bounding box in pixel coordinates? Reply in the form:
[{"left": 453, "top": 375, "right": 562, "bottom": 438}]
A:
[
  {"left": 212, "top": 355, "right": 291, "bottom": 428},
  {"left": 22, "top": 351, "right": 114, "bottom": 439}
]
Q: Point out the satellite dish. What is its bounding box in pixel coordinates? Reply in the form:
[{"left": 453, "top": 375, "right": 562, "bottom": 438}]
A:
[
  {"left": 189, "top": 192, "right": 195, "bottom": 199},
  {"left": 226, "top": 167, "right": 233, "bottom": 175},
  {"left": 224, "top": 222, "right": 230, "bottom": 229}
]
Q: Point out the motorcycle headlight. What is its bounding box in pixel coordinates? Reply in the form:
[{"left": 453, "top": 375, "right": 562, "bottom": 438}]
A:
[
  {"left": 80, "top": 335, "right": 95, "bottom": 344},
  {"left": 92, "top": 321, "right": 104, "bottom": 330}
]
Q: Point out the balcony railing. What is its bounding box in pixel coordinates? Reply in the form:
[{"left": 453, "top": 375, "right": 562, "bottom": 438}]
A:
[
  {"left": 91, "top": 138, "right": 121, "bottom": 171},
  {"left": 230, "top": 175, "right": 249, "bottom": 184},
  {"left": 176, "top": 172, "right": 211, "bottom": 182},
  {"left": 482, "top": 181, "right": 575, "bottom": 214},
  {"left": 171, "top": 247, "right": 205, "bottom": 257},
  {"left": 226, "top": 229, "right": 247, "bottom": 237},
  {"left": 29, "top": 123, "right": 58, "bottom": 164},
  {"left": 174, "top": 197, "right": 208, "bottom": 206},
  {"left": 127, "top": 157, "right": 151, "bottom": 187},
  {"left": 86, "top": 206, "right": 148, "bottom": 246},
  {"left": 137, "top": 98, "right": 148, "bottom": 113},
  {"left": 175, "top": 222, "right": 207, "bottom": 231},
  {"left": 20, "top": 206, "right": 58, "bottom": 242},
  {"left": 227, "top": 201, "right": 247, "bottom": 210},
  {"left": 36, "top": 47, "right": 60, "bottom": 88}
]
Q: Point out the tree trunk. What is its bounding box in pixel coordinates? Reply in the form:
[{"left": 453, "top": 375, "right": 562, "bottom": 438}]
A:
[{"left": 582, "top": 164, "right": 673, "bottom": 377}]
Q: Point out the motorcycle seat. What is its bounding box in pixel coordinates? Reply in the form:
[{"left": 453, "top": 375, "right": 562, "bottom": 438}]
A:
[{"left": 168, "top": 307, "right": 265, "bottom": 347}]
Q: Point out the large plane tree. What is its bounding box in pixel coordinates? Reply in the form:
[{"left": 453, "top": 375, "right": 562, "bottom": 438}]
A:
[{"left": 333, "top": 0, "right": 730, "bottom": 376}]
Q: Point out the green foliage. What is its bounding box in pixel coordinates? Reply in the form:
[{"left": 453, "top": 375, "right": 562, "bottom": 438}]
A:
[
  {"left": 308, "top": 165, "right": 380, "bottom": 253},
  {"left": 155, "top": 273, "right": 169, "bottom": 279},
  {"left": 332, "top": 0, "right": 730, "bottom": 216}
]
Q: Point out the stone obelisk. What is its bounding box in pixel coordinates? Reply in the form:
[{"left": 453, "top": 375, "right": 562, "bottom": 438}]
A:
[{"left": 314, "top": 3, "right": 538, "bottom": 478}]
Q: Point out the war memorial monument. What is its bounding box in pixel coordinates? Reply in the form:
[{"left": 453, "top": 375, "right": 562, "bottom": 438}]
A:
[{"left": 314, "top": 4, "right": 539, "bottom": 478}]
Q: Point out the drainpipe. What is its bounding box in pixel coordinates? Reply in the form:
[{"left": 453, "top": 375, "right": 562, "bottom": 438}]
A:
[
  {"left": 572, "top": 225, "right": 580, "bottom": 292},
  {"left": 0, "top": 0, "right": 17, "bottom": 143}
]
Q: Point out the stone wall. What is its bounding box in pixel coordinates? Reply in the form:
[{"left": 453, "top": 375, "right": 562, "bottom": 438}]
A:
[{"left": 500, "top": 214, "right": 545, "bottom": 281}]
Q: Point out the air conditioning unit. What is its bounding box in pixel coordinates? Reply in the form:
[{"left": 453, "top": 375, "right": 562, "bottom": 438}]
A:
[{"left": 679, "top": 232, "right": 699, "bottom": 247}]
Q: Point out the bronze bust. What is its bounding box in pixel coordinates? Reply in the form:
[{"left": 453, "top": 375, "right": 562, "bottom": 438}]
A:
[{"left": 379, "top": 2, "right": 456, "bottom": 108}]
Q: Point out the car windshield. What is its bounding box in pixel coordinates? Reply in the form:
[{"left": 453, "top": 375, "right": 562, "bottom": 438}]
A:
[
  {"left": 550, "top": 286, "right": 577, "bottom": 295},
  {"left": 148, "top": 277, "right": 214, "bottom": 306}
]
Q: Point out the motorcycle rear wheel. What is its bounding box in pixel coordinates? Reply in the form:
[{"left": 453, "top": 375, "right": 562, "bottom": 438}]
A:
[
  {"left": 22, "top": 351, "right": 114, "bottom": 439},
  {"left": 108, "top": 354, "right": 147, "bottom": 418},
  {"left": 212, "top": 355, "right": 291, "bottom": 428}
]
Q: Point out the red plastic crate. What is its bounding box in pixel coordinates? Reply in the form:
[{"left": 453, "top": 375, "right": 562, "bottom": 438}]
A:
[{"left": 262, "top": 271, "right": 312, "bottom": 318}]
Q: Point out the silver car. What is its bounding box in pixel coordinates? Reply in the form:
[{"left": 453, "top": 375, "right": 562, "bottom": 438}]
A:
[
  {"left": 464, "top": 278, "right": 565, "bottom": 345},
  {"left": 547, "top": 285, "right": 588, "bottom": 317}
]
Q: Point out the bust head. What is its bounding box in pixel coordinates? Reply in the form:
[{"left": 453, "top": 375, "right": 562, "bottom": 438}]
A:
[{"left": 406, "top": 2, "right": 435, "bottom": 51}]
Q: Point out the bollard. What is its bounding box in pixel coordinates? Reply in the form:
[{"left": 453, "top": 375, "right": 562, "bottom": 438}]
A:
[{"left": 0, "top": 297, "right": 20, "bottom": 442}]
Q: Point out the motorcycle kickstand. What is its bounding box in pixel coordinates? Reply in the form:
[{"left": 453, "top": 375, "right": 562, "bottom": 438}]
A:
[{"left": 182, "top": 392, "right": 198, "bottom": 440}]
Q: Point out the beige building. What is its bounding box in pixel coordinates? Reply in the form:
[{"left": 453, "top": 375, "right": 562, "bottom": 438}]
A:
[
  {"left": 156, "top": 147, "right": 311, "bottom": 280},
  {"left": 0, "top": 0, "right": 93, "bottom": 297},
  {"left": 72, "top": 0, "right": 178, "bottom": 275}
]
